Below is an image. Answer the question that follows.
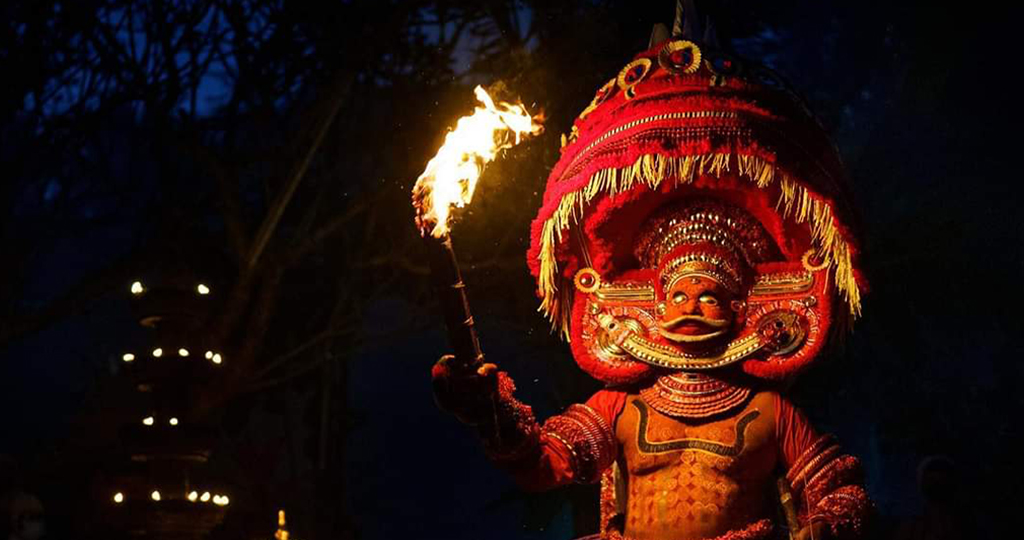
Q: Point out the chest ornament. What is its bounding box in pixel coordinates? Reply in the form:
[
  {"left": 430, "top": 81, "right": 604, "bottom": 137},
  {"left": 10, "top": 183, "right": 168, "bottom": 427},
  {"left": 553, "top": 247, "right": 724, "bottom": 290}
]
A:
[
  {"left": 639, "top": 372, "right": 752, "bottom": 418},
  {"left": 633, "top": 399, "right": 759, "bottom": 457}
]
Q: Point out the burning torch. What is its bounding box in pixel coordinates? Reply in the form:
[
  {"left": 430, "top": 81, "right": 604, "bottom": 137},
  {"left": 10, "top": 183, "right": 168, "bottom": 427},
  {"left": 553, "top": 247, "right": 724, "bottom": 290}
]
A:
[{"left": 411, "top": 85, "right": 543, "bottom": 370}]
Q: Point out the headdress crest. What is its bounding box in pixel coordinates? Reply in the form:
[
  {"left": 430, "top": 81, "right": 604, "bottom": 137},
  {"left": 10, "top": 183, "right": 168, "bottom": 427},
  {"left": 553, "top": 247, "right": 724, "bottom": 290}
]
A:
[{"left": 527, "top": 17, "right": 865, "bottom": 383}]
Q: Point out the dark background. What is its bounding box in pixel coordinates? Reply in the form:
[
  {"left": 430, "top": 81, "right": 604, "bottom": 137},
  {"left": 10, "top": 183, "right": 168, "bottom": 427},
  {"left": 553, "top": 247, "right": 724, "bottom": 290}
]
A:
[{"left": 0, "top": 1, "right": 1020, "bottom": 539}]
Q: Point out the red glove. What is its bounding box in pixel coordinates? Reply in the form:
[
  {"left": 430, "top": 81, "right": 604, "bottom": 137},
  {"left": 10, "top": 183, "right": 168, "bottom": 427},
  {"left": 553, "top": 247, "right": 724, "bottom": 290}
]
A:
[
  {"left": 432, "top": 355, "right": 540, "bottom": 461},
  {"left": 431, "top": 354, "right": 499, "bottom": 426}
]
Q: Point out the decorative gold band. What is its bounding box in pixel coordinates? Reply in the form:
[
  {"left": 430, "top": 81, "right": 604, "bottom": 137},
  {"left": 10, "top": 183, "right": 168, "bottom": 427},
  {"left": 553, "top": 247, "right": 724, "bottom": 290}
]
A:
[
  {"left": 541, "top": 404, "right": 617, "bottom": 484},
  {"left": 622, "top": 332, "right": 762, "bottom": 370}
]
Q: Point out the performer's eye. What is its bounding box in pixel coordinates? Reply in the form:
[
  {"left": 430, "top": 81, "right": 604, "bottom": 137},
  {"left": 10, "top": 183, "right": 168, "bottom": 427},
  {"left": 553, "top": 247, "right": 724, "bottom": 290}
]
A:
[
  {"left": 671, "top": 291, "right": 687, "bottom": 305},
  {"left": 699, "top": 293, "right": 719, "bottom": 306}
]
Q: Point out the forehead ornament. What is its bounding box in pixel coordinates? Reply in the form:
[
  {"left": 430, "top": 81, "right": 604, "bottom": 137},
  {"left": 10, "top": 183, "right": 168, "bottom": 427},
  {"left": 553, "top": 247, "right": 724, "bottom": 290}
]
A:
[
  {"left": 661, "top": 254, "right": 742, "bottom": 294},
  {"left": 637, "top": 200, "right": 778, "bottom": 296}
]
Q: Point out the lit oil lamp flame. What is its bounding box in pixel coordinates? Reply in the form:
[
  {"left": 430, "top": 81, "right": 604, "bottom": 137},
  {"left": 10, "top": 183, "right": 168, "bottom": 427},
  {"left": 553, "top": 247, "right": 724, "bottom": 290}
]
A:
[{"left": 412, "top": 85, "right": 543, "bottom": 238}]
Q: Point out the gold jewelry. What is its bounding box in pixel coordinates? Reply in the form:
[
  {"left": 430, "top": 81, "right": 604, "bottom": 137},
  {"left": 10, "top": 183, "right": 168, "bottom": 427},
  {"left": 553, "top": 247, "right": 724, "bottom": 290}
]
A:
[
  {"left": 578, "top": 78, "right": 616, "bottom": 120},
  {"left": 574, "top": 267, "right": 602, "bottom": 293},
  {"left": 658, "top": 40, "right": 702, "bottom": 75},
  {"left": 801, "top": 249, "right": 829, "bottom": 272},
  {"left": 617, "top": 58, "right": 653, "bottom": 100}
]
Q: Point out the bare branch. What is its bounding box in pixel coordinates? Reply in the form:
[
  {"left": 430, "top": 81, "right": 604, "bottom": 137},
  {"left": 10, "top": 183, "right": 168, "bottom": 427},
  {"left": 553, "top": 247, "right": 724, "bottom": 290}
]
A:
[
  {"left": 245, "top": 71, "right": 355, "bottom": 271},
  {"left": 249, "top": 327, "right": 354, "bottom": 383}
]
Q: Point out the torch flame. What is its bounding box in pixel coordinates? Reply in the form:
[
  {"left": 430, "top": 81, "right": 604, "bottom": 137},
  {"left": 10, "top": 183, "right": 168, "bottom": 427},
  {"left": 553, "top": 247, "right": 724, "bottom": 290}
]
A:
[{"left": 412, "top": 85, "right": 543, "bottom": 238}]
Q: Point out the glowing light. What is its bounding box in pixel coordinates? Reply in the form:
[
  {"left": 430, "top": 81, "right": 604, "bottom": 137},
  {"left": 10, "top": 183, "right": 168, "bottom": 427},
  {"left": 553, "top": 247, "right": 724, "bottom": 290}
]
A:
[
  {"left": 187, "top": 491, "right": 198, "bottom": 502},
  {"left": 178, "top": 348, "right": 189, "bottom": 357},
  {"left": 169, "top": 417, "right": 179, "bottom": 426},
  {"left": 213, "top": 494, "right": 230, "bottom": 506},
  {"left": 152, "top": 348, "right": 163, "bottom": 358},
  {"left": 411, "top": 85, "right": 544, "bottom": 238},
  {"left": 143, "top": 416, "right": 155, "bottom": 426},
  {"left": 151, "top": 490, "right": 161, "bottom": 501},
  {"left": 122, "top": 353, "right": 135, "bottom": 362},
  {"left": 204, "top": 351, "right": 213, "bottom": 359},
  {"left": 276, "top": 509, "right": 289, "bottom": 540},
  {"left": 211, "top": 353, "right": 223, "bottom": 365},
  {"left": 113, "top": 492, "right": 124, "bottom": 504},
  {"left": 197, "top": 284, "right": 211, "bottom": 295},
  {"left": 131, "top": 281, "right": 144, "bottom": 294},
  {"left": 200, "top": 491, "right": 211, "bottom": 502}
]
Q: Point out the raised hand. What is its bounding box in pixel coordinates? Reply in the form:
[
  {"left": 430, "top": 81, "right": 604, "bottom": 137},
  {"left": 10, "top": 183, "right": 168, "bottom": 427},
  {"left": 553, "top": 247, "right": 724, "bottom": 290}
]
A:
[{"left": 431, "top": 354, "right": 499, "bottom": 426}]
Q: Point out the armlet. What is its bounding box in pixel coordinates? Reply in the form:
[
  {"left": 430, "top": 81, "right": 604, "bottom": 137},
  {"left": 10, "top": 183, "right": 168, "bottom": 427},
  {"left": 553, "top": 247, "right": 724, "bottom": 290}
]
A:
[
  {"left": 786, "top": 435, "right": 871, "bottom": 538},
  {"left": 541, "top": 404, "right": 617, "bottom": 483}
]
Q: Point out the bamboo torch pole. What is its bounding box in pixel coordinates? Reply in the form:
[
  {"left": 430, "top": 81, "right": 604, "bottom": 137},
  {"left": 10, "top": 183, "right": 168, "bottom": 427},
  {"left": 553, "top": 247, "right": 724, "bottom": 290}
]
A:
[{"left": 422, "top": 233, "right": 484, "bottom": 369}]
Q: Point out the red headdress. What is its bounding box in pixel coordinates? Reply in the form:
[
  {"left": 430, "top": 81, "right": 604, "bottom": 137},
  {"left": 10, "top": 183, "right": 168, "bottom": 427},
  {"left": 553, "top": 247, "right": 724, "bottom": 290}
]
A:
[{"left": 527, "top": 35, "right": 865, "bottom": 385}]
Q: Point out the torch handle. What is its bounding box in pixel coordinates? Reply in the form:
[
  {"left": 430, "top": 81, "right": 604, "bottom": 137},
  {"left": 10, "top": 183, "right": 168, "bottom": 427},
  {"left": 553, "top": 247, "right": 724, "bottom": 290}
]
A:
[
  {"left": 424, "top": 234, "right": 485, "bottom": 369},
  {"left": 776, "top": 477, "right": 801, "bottom": 539}
]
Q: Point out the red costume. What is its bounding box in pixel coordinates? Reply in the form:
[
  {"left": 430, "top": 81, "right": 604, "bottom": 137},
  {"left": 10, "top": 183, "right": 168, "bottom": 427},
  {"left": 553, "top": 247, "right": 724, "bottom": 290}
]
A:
[{"left": 433, "top": 18, "right": 871, "bottom": 540}]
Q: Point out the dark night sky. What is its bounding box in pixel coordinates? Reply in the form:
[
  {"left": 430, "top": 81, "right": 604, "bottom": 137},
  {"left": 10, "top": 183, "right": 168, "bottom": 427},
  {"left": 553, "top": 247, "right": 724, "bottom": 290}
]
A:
[{"left": 2, "top": 2, "right": 1022, "bottom": 539}]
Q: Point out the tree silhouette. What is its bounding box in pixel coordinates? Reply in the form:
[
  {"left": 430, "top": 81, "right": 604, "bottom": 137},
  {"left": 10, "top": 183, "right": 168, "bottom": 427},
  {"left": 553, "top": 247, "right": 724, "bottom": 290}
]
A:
[{"left": 3, "top": 1, "right": 1018, "bottom": 539}]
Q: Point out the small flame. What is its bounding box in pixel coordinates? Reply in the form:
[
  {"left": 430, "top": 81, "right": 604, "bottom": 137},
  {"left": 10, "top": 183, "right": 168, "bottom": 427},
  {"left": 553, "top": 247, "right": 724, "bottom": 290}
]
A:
[
  {"left": 412, "top": 85, "right": 543, "bottom": 238},
  {"left": 275, "top": 509, "right": 290, "bottom": 540}
]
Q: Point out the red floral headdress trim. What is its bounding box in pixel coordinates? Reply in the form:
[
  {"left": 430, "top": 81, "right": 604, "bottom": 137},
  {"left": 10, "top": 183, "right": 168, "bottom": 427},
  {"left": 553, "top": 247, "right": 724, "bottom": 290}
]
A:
[{"left": 527, "top": 39, "right": 864, "bottom": 339}]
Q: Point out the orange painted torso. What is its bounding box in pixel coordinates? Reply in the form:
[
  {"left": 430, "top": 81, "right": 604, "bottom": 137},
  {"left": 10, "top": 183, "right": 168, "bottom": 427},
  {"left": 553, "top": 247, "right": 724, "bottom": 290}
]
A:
[{"left": 616, "top": 391, "right": 778, "bottom": 540}]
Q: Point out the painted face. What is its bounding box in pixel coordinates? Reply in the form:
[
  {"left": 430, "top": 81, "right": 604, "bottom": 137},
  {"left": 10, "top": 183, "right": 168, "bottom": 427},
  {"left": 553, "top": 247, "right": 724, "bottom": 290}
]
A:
[{"left": 658, "top": 274, "right": 741, "bottom": 353}]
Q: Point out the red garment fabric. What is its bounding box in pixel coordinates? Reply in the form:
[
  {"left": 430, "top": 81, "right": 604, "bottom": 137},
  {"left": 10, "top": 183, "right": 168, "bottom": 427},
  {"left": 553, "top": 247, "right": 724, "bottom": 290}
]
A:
[
  {"left": 502, "top": 436, "right": 574, "bottom": 491},
  {"left": 773, "top": 392, "right": 820, "bottom": 470},
  {"left": 502, "top": 390, "right": 818, "bottom": 491},
  {"left": 502, "top": 390, "right": 627, "bottom": 490}
]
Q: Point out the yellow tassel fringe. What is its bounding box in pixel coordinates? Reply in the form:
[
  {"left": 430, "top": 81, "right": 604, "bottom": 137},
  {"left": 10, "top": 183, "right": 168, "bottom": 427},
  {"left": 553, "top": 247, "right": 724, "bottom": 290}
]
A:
[{"left": 537, "top": 152, "right": 862, "bottom": 338}]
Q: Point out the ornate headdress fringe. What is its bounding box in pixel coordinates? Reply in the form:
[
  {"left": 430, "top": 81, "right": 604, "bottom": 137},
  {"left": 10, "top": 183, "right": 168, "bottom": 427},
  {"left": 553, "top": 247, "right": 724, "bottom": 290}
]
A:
[{"left": 537, "top": 152, "right": 861, "bottom": 339}]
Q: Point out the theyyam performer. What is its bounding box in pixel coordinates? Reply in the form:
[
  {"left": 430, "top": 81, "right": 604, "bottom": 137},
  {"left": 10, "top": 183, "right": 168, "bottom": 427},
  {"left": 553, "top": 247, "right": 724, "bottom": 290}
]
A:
[{"left": 430, "top": 6, "right": 872, "bottom": 540}]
